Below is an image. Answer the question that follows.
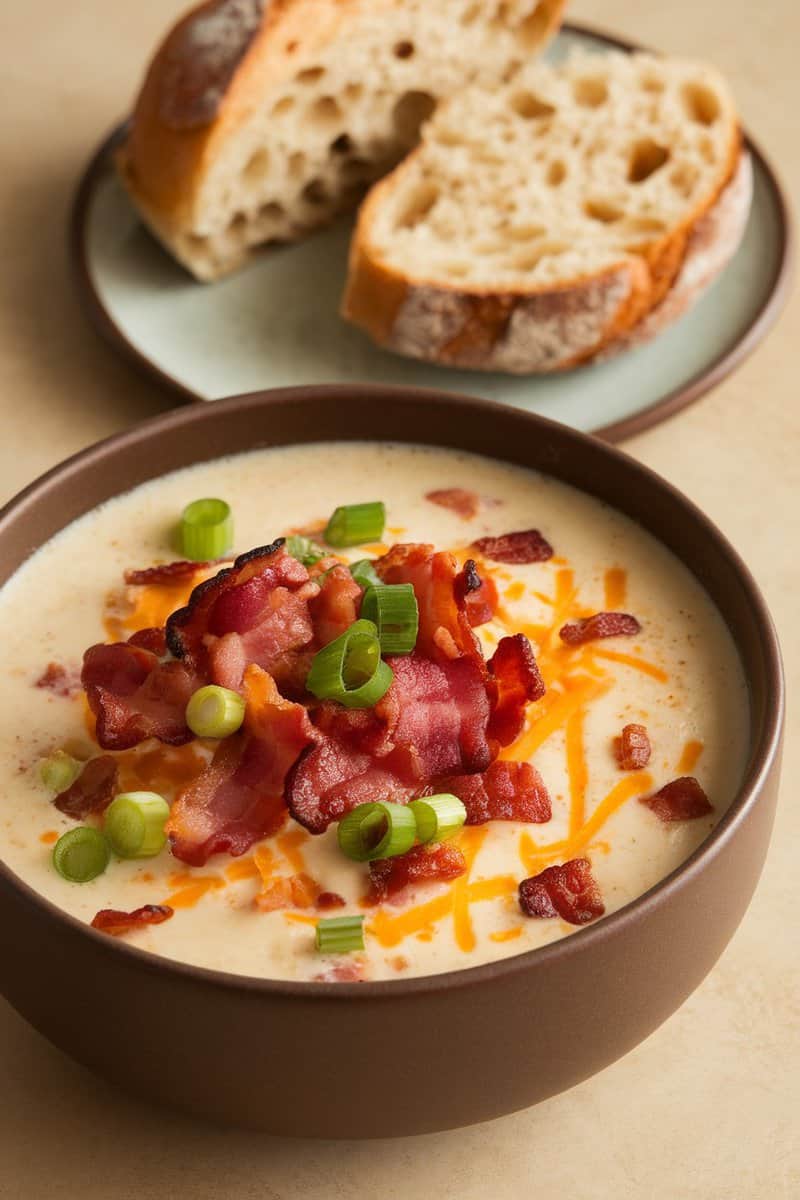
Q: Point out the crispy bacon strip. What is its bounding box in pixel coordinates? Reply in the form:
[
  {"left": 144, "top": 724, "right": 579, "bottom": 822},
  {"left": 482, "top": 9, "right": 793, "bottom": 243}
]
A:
[
  {"left": 559, "top": 612, "right": 641, "bottom": 645},
  {"left": 455, "top": 559, "right": 498, "bottom": 628},
  {"left": 309, "top": 565, "right": 362, "bottom": 647},
  {"left": 91, "top": 904, "right": 174, "bottom": 937},
  {"left": 487, "top": 634, "right": 545, "bottom": 747},
  {"left": 519, "top": 859, "right": 604, "bottom": 924},
  {"left": 472, "top": 529, "right": 553, "bottom": 565},
  {"left": 82, "top": 642, "right": 198, "bottom": 750},
  {"left": 54, "top": 755, "right": 118, "bottom": 819},
  {"left": 166, "top": 665, "right": 316, "bottom": 865},
  {"left": 375, "top": 543, "right": 481, "bottom": 662},
  {"left": 615, "top": 723, "right": 651, "bottom": 770},
  {"left": 425, "top": 488, "right": 480, "bottom": 519},
  {"left": 316, "top": 891, "right": 346, "bottom": 910},
  {"left": 640, "top": 776, "right": 712, "bottom": 822},
  {"left": 439, "top": 761, "right": 551, "bottom": 825},
  {"left": 366, "top": 843, "right": 467, "bottom": 905},
  {"left": 124, "top": 560, "right": 213, "bottom": 586},
  {"left": 127, "top": 627, "right": 168, "bottom": 655}
]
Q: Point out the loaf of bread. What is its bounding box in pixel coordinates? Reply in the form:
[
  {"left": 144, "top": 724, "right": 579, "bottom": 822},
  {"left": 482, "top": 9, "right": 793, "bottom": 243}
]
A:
[
  {"left": 342, "top": 50, "right": 751, "bottom": 372},
  {"left": 117, "top": 0, "right": 565, "bottom": 281}
]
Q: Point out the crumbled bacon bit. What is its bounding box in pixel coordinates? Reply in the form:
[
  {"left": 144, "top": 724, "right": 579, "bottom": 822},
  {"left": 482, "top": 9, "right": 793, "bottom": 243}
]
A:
[
  {"left": 425, "top": 488, "right": 480, "bottom": 519},
  {"left": 91, "top": 904, "right": 174, "bottom": 937},
  {"left": 55, "top": 755, "right": 118, "bottom": 818},
  {"left": 640, "top": 776, "right": 712, "bottom": 822},
  {"left": 82, "top": 642, "right": 198, "bottom": 750},
  {"left": 375, "top": 543, "right": 482, "bottom": 663},
  {"left": 455, "top": 559, "right": 499, "bottom": 627},
  {"left": 35, "top": 662, "right": 80, "bottom": 697},
  {"left": 559, "top": 612, "right": 641, "bottom": 645},
  {"left": 309, "top": 564, "right": 362, "bottom": 647},
  {"left": 127, "top": 627, "right": 168, "bottom": 655},
  {"left": 366, "top": 843, "right": 467, "bottom": 905},
  {"left": 313, "top": 958, "right": 367, "bottom": 982},
  {"left": 615, "top": 723, "right": 651, "bottom": 770},
  {"left": 440, "top": 760, "right": 551, "bottom": 825},
  {"left": 487, "top": 634, "right": 545, "bottom": 746},
  {"left": 124, "top": 560, "right": 213, "bottom": 586},
  {"left": 519, "top": 859, "right": 604, "bottom": 925},
  {"left": 316, "top": 891, "right": 346, "bottom": 910},
  {"left": 472, "top": 529, "right": 553, "bottom": 565}
]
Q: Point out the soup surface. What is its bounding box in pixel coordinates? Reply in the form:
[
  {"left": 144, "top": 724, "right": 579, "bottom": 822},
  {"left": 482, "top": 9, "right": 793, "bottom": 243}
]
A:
[{"left": 0, "top": 442, "right": 749, "bottom": 981}]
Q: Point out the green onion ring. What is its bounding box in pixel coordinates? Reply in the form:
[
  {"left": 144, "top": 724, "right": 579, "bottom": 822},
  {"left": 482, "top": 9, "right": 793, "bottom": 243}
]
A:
[
  {"left": 337, "top": 800, "right": 417, "bottom": 862},
  {"left": 306, "top": 619, "right": 393, "bottom": 709},
  {"left": 324, "top": 502, "right": 385, "bottom": 548},
  {"left": 179, "top": 497, "right": 233, "bottom": 561},
  {"left": 360, "top": 582, "right": 419, "bottom": 655}
]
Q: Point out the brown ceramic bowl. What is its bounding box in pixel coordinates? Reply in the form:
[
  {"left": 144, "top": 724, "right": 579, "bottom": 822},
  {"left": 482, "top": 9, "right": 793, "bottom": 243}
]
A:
[{"left": 0, "top": 386, "right": 783, "bottom": 1137}]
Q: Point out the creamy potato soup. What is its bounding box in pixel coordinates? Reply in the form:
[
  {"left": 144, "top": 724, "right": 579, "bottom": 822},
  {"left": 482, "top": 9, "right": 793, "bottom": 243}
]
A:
[{"left": 0, "top": 443, "right": 749, "bottom": 981}]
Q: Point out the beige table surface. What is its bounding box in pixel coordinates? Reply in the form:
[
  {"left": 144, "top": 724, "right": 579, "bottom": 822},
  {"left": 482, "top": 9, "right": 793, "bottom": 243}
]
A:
[{"left": 0, "top": 1, "right": 798, "bottom": 1195}]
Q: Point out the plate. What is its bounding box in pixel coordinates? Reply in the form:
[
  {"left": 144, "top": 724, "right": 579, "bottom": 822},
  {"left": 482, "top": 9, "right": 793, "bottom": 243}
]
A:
[{"left": 70, "top": 22, "right": 792, "bottom": 441}]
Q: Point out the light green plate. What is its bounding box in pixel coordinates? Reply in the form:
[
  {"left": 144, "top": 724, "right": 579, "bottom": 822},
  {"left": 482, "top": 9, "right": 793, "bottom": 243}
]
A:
[{"left": 71, "top": 24, "right": 791, "bottom": 440}]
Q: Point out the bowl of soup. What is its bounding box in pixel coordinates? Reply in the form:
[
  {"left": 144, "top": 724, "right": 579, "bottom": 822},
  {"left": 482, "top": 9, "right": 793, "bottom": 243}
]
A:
[{"left": 0, "top": 386, "right": 783, "bottom": 1136}]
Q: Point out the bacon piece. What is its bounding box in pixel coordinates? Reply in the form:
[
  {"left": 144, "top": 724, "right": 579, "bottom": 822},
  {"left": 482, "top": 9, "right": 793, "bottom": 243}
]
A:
[
  {"left": 124, "top": 560, "right": 213, "bottom": 586},
  {"left": 440, "top": 760, "right": 551, "bottom": 825},
  {"left": 35, "top": 662, "right": 81, "bottom": 697},
  {"left": 472, "top": 529, "right": 553, "bottom": 565},
  {"left": 166, "top": 541, "right": 318, "bottom": 693},
  {"left": 425, "top": 488, "right": 480, "bottom": 519},
  {"left": 255, "top": 872, "right": 319, "bottom": 912},
  {"left": 82, "top": 642, "right": 198, "bottom": 750},
  {"left": 127, "top": 627, "right": 168, "bottom": 655},
  {"left": 455, "top": 559, "right": 499, "bottom": 627},
  {"left": 640, "top": 776, "right": 712, "bottom": 822},
  {"left": 559, "top": 612, "right": 641, "bottom": 645},
  {"left": 366, "top": 843, "right": 467, "bottom": 905},
  {"left": 519, "top": 859, "right": 604, "bottom": 925},
  {"left": 309, "top": 564, "right": 362, "bottom": 647},
  {"left": 287, "top": 652, "right": 492, "bottom": 833},
  {"left": 487, "top": 634, "right": 545, "bottom": 747},
  {"left": 313, "top": 959, "right": 367, "bottom": 982},
  {"left": 54, "top": 755, "right": 118, "bottom": 819},
  {"left": 316, "top": 891, "right": 346, "bottom": 910},
  {"left": 166, "top": 666, "right": 316, "bottom": 865},
  {"left": 91, "top": 904, "right": 174, "bottom": 937},
  {"left": 615, "top": 723, "right": 651, "bottom": 770},
  {"left": 375, "top": 543, "right": 481, "bottom": 662}
]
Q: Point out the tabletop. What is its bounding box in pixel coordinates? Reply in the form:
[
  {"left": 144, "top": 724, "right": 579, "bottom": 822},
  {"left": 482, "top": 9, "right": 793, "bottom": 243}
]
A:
[{"left": 0, "top": 1, "right": 798, "bottom": 1196}]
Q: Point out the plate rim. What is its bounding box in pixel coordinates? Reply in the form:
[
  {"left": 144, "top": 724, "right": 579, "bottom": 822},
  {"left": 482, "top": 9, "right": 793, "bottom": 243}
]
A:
[{"left": 68, "top": 19, "right": 795, "bottom": 443}]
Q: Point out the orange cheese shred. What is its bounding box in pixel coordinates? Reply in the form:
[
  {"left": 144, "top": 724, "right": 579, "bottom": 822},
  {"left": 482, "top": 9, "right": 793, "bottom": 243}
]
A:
[
  {"left": 489, "top": 927, "right": 523, "bottom": 943},
  {"left": 590, "top": 648, "right": 668, "bottom": 683},
  {"left": 603, "top": 567, "right": 627, "bottom": 609},
  {"left": 678, "top": 739, "right": 704, "bottom": 773}
]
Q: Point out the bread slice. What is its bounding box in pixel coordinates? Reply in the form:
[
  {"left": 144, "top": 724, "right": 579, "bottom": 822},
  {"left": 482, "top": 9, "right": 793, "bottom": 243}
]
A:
[
  {"left": 342, "top": 51, "right": 750, "bottom": 372},
  {"left": 117, "top": 0, "right": 565, "bottom": 282}
]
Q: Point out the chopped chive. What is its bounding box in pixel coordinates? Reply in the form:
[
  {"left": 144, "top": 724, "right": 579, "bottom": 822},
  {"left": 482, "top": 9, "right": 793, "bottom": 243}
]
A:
[
  {"left": 179, "top": 497, "right": 233, "bottom": 561},
  {"left": 39, "top": 750, "right": 81, "bottom": 793},
  {"left": 186, "top": 684, "right": 246, "bottom": 738},
  {"left": 337, "top": 801, "right": 417, "bottom": 862},
  {"left": 315, "top": 914, "right": 365, "bottom": 953},
  {"left": 324, "top": 502, "right": 385, "bottom": 548},
  {"left": 360, "top": 583, "right": 419, "bottom": 655},
  {"left": 409, "top": 794, "right": 467, "bottom": 843},
  {"left": 349, "top": 559, "right": 381, "bottom": 590},
  {"left": 52, "top": 827, "right": 110, "bottom": 883},
  {"left": 104, "top": 792, "right": 170, "bottom": 859},
  {"left": 306, "top": 619, "right": 393, "bottom": 709},
  {"left": 285, "top": 534, "right": 326, "bottom": 566}
]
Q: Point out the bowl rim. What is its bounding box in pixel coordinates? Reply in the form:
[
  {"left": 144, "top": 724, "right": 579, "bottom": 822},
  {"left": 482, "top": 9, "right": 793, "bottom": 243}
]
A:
[
  {"left": 0, "top": 384, "right": 785, "bottom": 999},
  {"left": 67, "top": 19, "right": 795, "bottom": 445}
]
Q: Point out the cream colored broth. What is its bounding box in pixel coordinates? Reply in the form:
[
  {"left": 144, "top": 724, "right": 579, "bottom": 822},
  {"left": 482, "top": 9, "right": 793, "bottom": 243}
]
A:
[{"left": 0, "top": 443, "right": 749, "bottom": 981}]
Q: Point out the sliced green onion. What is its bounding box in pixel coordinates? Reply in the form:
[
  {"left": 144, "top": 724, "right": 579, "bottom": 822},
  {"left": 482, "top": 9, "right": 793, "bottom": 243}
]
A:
[
  {"left": 39, "top": 750, "right": 81, "bottom": 793},
  {"left": 360, "top": 583, "right": 419, "bottom": 655},
  {"left": 315, "top": 914, "right": 365, "bottom": 954},
  {"left": 324, "top": 502, "right": 385, "bottom": 548},
  {"left": 285, "top": 535, "right": 326, "bottom": 566},
  {"left": 306, "top": 619, "right": 393, "bottom": 708},
  {"left": 349, "top": 559, "right": 381, "bottom": 590},
  {"left": 186, "top": 684, "right": 246, "bottom": 738},
  {"left": 52, "top": 827, "right": 110, "bottom": 883},
  {"left": 410, "top": 794, "right": 467, "bottom": 843},
  {"left": 179, "top": 497, "right": 233, "bottom": 561},
  {"left": 337, "top": 800, "right": 417, "bottom": 862},
  {"left": 104, "top": 791, "right": 170, "bottom": 859}
]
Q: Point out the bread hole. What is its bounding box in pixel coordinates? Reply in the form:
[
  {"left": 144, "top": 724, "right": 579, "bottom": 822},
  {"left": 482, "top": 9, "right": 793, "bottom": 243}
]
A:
[
  {"left": 444, "top": 261, "right": 471, "bottom": 278},
  {"left": 309, "top": 96, "right": 343, "bottom": 125},
  {"left": 394, "top": 40, "right": 415, "bottom": 58},
  {"left": 461, "top": 2, "right": 482, "bottom": 25},
  {"left": 512, "top": 240, "right": 569, "bottom": 271},
  {"left": 584, "top": 198, "right": 623, "bottom": 224},
  {"left": 229, "top": 212, "right": 248, "bottom": 234},
  {"left": 185, "top": 233, "right": 208, "bottom": 250},
  {"left": 473, "top": 238, "right": 509, "bottom": 255},
  {"left": 340, "top": 156, "right": 372, "bottom": 180},
  {"left": 436, "top": 127, "right": 466, "bottom": 148},
  {"left": 395, "top": 180, "right": 439, "bottom": 229},
  {"left": 510, "top": 90, "right": 555, "bottom": 120},
  {"left": 628, "top": 138, "right": 670, "bottom": 183},
  {"left": 271, "top": 96, "right": 294, "bottom": 116},
  {"left": 243, "top": 149, "right": 269, "bottom": 184},
  {"left": 393, "top": 90, "right": 437, "bottom": 144},
  {"left": 296, "top": 66, "right": 325, "bottom": 85},
  {"left": 682, "top": 82, "right": 720, "bottom": 125},
  {"left": 699, "top": 136, "right": 717, "bottom": 164},
  {"left": 259, "top": 202, "right": 285, "bottom": 221},
  {"left": 669, "top": 163, "right": 698, "bottom": 197},
  {"left": 344, "top": 83, "right": 363, "bottom": 103},
  {"left": 285, "top": 40, "right": 298, "bottom": 54},
  {"left": 288, "top": 151, "right": 306, "bottom": 180},
  {"left": 573, "top": 76, "right": 608, "bottom": 108},
  {"left": 330, "top": 133, "right": 354, "bottom": 155},
  {"left": 517, "top": 4, "right": 551, "bottom": 49},
  {"left": 640, "top": 71, "right": 665, "bottom": 93},
  {"left": 507, "top": 223, "right": 548, "bottom": 241},
  {"left": 546, "top": 160, "right": 566, "bottom": 186},
  {"left": 625, "top": 216, "right": 667, "bottom": 235},
  {"left": 302, "top": 178, "right": 328, "bottom": 205}
]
